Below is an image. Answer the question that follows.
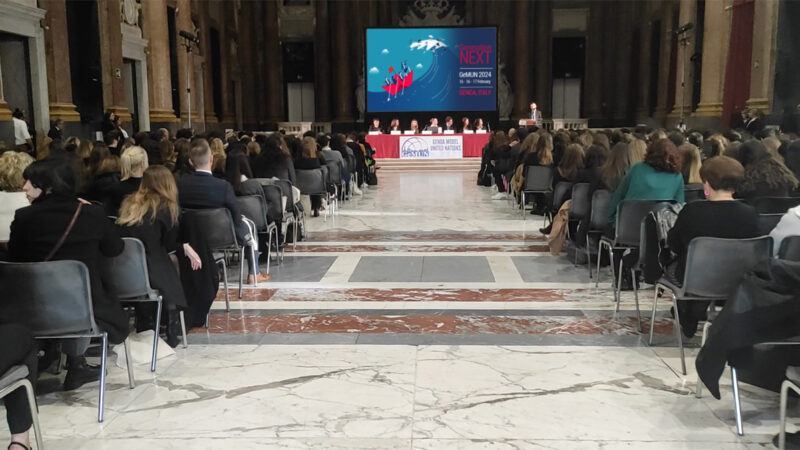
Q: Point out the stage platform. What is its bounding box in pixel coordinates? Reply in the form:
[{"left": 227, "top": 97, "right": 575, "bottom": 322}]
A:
[
  {"left": 376, "top": 157, "right": 481, "bottom": 172},
  {"left": 367, "top": 132, "right": 489, "bottom": 159}
]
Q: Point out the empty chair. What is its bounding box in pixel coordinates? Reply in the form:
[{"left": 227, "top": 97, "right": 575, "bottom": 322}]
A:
[
  {"left": 0, "top": 260, "right": 135, "bottom": 422},
  {"left": 520, "top": 165, "right": 554, "bottom": 220},
  {"left": 237, "top": 195, "right": 278, "bottom": 273},
  {"left": 102, "top": 238, "right": 189, "bottom": 370},
  {"left": 751, "top": 196, "right": 800, "bottom": 214},
  {"left": 585, "top": 189, "right": 611, "bottom": 277},
  {"left": 182, "top": 208, "right": 247, "bottom": 310}
]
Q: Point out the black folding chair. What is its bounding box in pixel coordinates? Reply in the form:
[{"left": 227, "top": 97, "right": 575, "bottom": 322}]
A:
[
  {"left": 550, "top": 181, "right": 574, "bottom": 223},
  {"left": 684, "top": 184, "right": 706, "bottom": 203},
  {"left": 779, "top": 236, "right": 800, "bottom": 261},
  {"left": 520, "top": 165, "right": 554, "bottom": 222},
  {"left": 237, "top": 195, "right": 279, "bottom": 273},
  {"left": 568, "top": 183, "right": 591, "bottom": 264},
  {"left": 585, "top": 189, "right": 610, "bottom": 277},
  {"left": 0, "top": 260, "right": 135, "bottom": 422},
  {"left": 296, "top": 168, "right": 330, "bottom": 221},
  {"left": 103, "top": 238, "right": 189, "bottom": 371}
]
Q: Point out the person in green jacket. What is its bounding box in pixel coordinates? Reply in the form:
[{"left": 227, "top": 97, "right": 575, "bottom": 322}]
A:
[{"left": 608, "top": 138, "right": 685, "bottom": 227}]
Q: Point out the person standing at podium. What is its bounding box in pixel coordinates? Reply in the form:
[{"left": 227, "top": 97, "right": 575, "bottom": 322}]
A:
[{"left": 529, "top": 102, "right": 543, "bottom": 127}]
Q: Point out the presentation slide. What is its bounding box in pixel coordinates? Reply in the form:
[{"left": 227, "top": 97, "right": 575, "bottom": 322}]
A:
[{"left": 366, "top": 27, "right": 497, "bottom": 113}]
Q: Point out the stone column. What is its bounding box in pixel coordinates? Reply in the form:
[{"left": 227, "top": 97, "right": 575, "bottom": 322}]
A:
[
  {"left": 512, "top": 0, "right": 531, "bottom": 119},
  {"left": 39, "top": 0, "right": 80, "bottom": 123},
  {"left": 331, "top": 0, "right": 352, "bottom": 121},
  {"left": 693, "top": 0, "right": 732, "bottom": 128},
  {"left": 315, "top": 0, "right": 331, "bottom": 121},
  {"left": 263, "top": 0, "right": 282, "bottom": 122},
  {"left": 533, "top": 0, "right": 552, "bottom": 118},
  {"left": 236, "top": 1, "right": 256, "bottom": 128},
  {"left": 668, "top": 0, "right": 696, "bottom": 124},
  {"left": 98, "top": 0, "right": 131, "bottom": 123},
  {"left": 0, "top": 52, "right": 10, "bottom": 120},
  {"left": 654, "top": 5, "right": 676, "bottom": 119},
  {"left": 197, "top": 0, "right": 218, "bottom": 125},
  {"left": 174, "top": 0, "right": 199, "bottom": 127},
  {"left": 141, "top": 0, "right": 177, "bottom": 124},
  {"left": 613, "top": 1, "right": 634, "bottom": 124},
  {"left": 746, "top": 0, "right": 779, "bottom": 114},
  {"left": 584, "top": 0, "right": 604, "bottom": 122},
  {"left": 218, "top": 2, "right": 236, "bottom": 126},
  {"left": 635, "top": 3, "right": 654, "bottom": 121}
]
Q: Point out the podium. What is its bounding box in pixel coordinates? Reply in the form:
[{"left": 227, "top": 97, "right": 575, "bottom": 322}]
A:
[{"left": 518, "top": 119, "right": 539, "bottom": 127}]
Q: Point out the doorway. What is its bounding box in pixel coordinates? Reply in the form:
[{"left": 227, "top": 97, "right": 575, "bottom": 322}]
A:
[{"left": 551, "top": 37, "right": 585, "bottom": 118}]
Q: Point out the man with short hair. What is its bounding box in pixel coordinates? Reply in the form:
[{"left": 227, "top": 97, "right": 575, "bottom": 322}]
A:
[
  {"left": 104, "top": 130, "right": 122, "bottom": 156},
  {"left": 529, "top": 101, "right": 542, "bottom": 127},
  {"left": 177, "top": 139, "right": 270, "bottom": 283},
  {"left": 11, "top": 109, "right": 32, "bottom": 154},
  {"left": 423, "top": 117, "right": 441, "bottom": 133},
  {"left": 48, "top": 118, "right": 64, "bottom": 141},
  {"left": 157, "top": 128, "right": 170, "bottom": 142},
  {"left": 443, "top": 116, "right": 455, "bottom": 131}
]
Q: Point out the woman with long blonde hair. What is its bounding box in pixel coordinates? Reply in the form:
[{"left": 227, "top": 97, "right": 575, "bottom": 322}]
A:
[
  {"left": 117, "top": 165, "right": 202, "bottom": 347},
  {"left": 678, "top": 143, "right": 703, "bottom": 185},
  {"left": 602, "top": 141, "right": 646, "bottom": 191}
]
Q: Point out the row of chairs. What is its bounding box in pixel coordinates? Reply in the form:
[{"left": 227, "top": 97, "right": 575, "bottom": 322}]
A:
[{"left": 0, "top": 236, "right": 175, "bottom": 429}]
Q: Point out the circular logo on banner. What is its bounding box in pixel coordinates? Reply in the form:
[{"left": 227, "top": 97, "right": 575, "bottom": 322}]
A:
[{"left": 400, "top": 137, "right": 430, "bottom": 158}]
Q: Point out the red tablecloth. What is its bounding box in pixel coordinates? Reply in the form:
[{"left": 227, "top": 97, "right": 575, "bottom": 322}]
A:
[{"left": 366, "top": 133, "right": 490, "bottom": 158}]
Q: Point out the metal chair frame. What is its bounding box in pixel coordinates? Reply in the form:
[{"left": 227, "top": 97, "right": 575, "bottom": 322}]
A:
[
  {"left": 0, "top": 366, "right": 44, "bottom": 449},
  {"left": 520, "top": 166, "right": 554, "bottom": 223}
]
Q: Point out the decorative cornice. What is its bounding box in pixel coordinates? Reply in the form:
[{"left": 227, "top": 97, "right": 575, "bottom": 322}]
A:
[{"left": 49, "top": 103, "right": 81, "bottom": 121}]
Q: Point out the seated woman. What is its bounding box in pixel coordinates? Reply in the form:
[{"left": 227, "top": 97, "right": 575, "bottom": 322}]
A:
[
  {"left": 474, "top": 118, "right": 485, "bottom": 131},
  {"left": 667, "top": 156, "right": 760, "bottom": 337},
  {"left": 117, "top": 166, "right": 203, "bottom": 347},
  {"left": 8, "top": 158, "right": 128, "bottom": 391},
  {"left": 108, "top": 145, "right": 148, "bottom": 215},
  {"left": 541, "top": 143, "right": 584, "bottom": 234},
  {"left": 735, "top": 140, "right": 798, "bottom": 202},
  {"left": 81, "top": 155, "right": 121, "bottom": 208},
  {"left": 0, "top": 151, "right": 35, "bottom": 243},
  {"left": 0, "top": 324, "right": 37, "bottom": 450},
  {"left": 224, "top": 148, "right": 254, "bottom": 196},
  {"left": 252, "top": 134, "right": 296, "bottom": 185},
  {"left": 294, "top": 136, "right": 325, "bottom": 217},
  {"left": 770, "top": 204, "right": 800, "bottom": 256},
  {"left": 608, "top": 139, "right": 685, "bottom": 227}
]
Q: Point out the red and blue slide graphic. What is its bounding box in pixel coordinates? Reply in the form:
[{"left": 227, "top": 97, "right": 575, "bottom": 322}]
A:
[{"left": 366, "top": 27, "right": 496, "bottom": 113}]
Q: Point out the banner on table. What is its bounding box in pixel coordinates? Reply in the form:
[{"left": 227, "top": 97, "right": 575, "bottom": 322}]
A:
[{"left": 399, "top": 135, "right": 463, "bottom": 159}]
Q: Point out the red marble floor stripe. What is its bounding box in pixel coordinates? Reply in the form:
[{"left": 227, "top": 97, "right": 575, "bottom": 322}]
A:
[
  {"left": 214, "top": 288, "right": 571, "bottom": 303},
  {"left": 289, "top": 245, "right": 550, "bottom": 253},
  {"left": 193, "top": 313, "right": 676, "bottom": 336},
  {"left": 307, "top": 232, "right": 545, "bottom": 242}
]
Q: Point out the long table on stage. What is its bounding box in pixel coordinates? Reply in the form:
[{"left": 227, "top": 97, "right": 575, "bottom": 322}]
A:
[{"left": 366, "top": 133, "right": 490, "bottom": 158}]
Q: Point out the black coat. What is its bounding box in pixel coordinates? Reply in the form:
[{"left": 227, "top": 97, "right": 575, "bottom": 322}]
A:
[
  {"left": 177, "top": 171, "right": 248, "bottom": 243},
  {"left": 47, "top": 126, "right": 62, "bottom": 141},
  {"left": 117, "top": 210, "right": 188, "bottom": 309},
  {"left": 252, "top": 154, "right": 296, "bottom": 185},
  {"left": 81, "top": 171, "right": 121, "bottom": 212},
  {"left": 8, "top": 195, "right": 128, "bottom": 344},
  {"left": 108, "top": 177, "right": 141, "bottom": 216},
  {"left": 696, "top": 259, "right": 800, "bottom": 399},
  {"left": 294, "top": 157, "right": 322, "bottom": 170}
]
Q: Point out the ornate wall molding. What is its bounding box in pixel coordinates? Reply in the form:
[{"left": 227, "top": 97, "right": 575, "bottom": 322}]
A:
[{"left": 399, "top": 0, "right": 464, "bottom": 27}]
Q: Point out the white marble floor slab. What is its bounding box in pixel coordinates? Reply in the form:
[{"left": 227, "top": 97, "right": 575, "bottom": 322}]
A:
[{"left": 2, "top": 344, "right": 782, "bottom": 449}]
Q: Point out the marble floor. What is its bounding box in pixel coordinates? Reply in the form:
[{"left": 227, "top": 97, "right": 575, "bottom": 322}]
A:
[{"left": 2, "top": 165, "right": 790, "bottom": 449}]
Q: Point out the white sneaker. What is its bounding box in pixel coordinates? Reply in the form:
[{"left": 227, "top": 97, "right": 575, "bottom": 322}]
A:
[
  {"left": 491, "top": 192, "right": 508, "bottom": 200},
  {"left": 353, "top": 186, "right": 363, "bottom": 195}
]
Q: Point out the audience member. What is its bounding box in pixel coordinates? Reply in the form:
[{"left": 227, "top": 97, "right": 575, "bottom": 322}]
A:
[
  {"left": 602, "top": 140, "right": 645, "bottom": 192},
  {"left": 0, "top": 151, "right": 35, "bottom": 241},
  {"left": 667, "top": 156, "right": 759, "bottom": 337},
  {"left": 117, "top": 165, "right": 203, "bottom": 346},
  {"left": 252, "top": 134, "right": 296, "bottom": 184},
  {"left": 48, "top": 118, "right": 64, "bottom": 142},
  {"left": 11, "top": 109, "right": 32, "bottom": 154},
  {"left": 389, "top": 118, "right": 400, "bottom": 132},
  {"left": 0, "top": 324, "right": 37, "bottom": 450},
  {"left": 735, "top": 140, "right": 798, "bottom": 201},
  {"left": 461, "top": 117, "right": 471, "bottom": 132},
  {"left": 770, "top": 204, "right": 800, "bottom": 256},
  {"left": 678, "top": 143, "right": 703, "bottom": 185},
  {"left": 295, "top": 136, "right": 325, "bottom": 217},
  {"left": 176, "top": 139, "right": 269, "bottom": 283},
  {"left": 369, "top": 118, "right": 382, "bottom": 133},
  {"left": 9, "top": 158, "right": 128, "bottom": 390}
]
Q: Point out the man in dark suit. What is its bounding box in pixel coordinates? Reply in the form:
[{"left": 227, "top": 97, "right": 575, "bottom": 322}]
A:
[
  {"left": 177, "top": 139, "right": 270, "bottom": 282},
  {"left": 529, "top": 102, "right": 543, "bottom": 127},
  {"left": 47, "top": 118, "right": 64, "bottom": 141}
]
